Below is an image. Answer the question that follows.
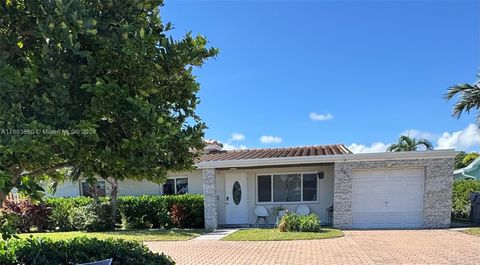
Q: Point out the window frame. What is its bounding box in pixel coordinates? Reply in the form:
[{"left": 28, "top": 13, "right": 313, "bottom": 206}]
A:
[
  {"left": 79, "top": 180, "right": 106, "bottom": 197},
  {"left": 255, "top": 172, "right": 319, "bottom": 204},
  {"left": 162, "top": 177, "right": 189, "bottom": 195}
]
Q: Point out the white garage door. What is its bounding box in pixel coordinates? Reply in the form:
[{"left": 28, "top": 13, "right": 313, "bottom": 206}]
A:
[{"left": 352, "top": 168, "right": 424, "bottom": 228}]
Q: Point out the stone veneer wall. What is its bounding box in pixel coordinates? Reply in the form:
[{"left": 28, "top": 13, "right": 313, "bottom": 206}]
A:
[
  {"left": 202, "top": 168, "right": 218, "bottom": 229},
  {"left": 333, "top": 158, "right": 454, "bottom": 229}
]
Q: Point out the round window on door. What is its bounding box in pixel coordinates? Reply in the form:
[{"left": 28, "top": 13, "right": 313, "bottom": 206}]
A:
[{"left": 232, "top": 181, "right": 241, "bottom": 205}]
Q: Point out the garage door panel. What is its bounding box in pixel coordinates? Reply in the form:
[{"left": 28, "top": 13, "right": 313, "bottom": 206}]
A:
[
  {"left": 351, "top": 168, "right": 424, "bottom": 228},
  {"left": 404, "top": 213, "right": 422, "bottom": 224},
  {"left": 389, "top": 168, "right": 423, "bottom": 178},
  {"left": 353, "top": 212, "right": 422, "bottom": 228},
  {"left": 352, "top": 195, "right": 384, "bottom": 212}
]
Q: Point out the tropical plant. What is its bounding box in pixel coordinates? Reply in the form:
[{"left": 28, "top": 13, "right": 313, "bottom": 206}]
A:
[
  {"left": 387, "top": 135, "right": 433, "bottom": 152},
  {"left": 462, "top": 153, "right": 480, "bottom": 167},
  {"left": 1, "top": 199, "right": 51, "bottom": 232},
  {"left": 278, "top": 213, "right": 321, "bottom": 232},
  {"left": 444, "top": 76, "right": 480, "bottom": 120}
]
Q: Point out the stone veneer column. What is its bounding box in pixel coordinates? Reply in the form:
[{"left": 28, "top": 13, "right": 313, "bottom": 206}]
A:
[
  {"left": 333, "top": 162, "right": 353, "bottom": 229},
  {"left": 203, "top": 168, "right": 218, "bottom": 229},
  {"left": 423, "top": 158, "right": 454, "bottom": 228}
]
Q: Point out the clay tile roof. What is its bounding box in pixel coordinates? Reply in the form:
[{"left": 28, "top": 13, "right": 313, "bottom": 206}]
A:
[{"left": 198, "top": 144, "right": 352, "bottom": 162}]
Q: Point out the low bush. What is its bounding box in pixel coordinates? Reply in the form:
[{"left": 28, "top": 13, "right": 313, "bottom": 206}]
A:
[
  {"left": 279, "top": 213, "right": 321, "bottom": 232},
  {"left": 298, "top": 214, "right": 321, "bottom": 232},
  {"left": 118, "top": 195, "right": 165, "bottom": 229},
  {"left": 72, "top": 202, "right": 113, "bottom": 232},
  {"left": 1, "top": 194, "right": 204, "bottom": 233},
  {"left": 0, "top": 237, "right": 174, "bottom": 265},
  {"left": 452, "top": 179, "right": 480, "bottom": 218},
  {"left": 2, "top": 199, "right": 51, "bottom": 232},
  {"left": 118, "top": 194, "right": 204, "bottom": 229},
  {"left": 48, "top": 200, "right": 75, "bottom": 231}
]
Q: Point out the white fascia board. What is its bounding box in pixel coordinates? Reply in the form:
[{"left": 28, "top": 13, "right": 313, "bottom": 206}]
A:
[{"left": 195, "top": 149, "right": 458, "bottom": 169}]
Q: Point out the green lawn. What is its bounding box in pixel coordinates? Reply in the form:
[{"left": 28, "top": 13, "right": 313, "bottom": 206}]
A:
[
  {"left": 222, "top": 228, "right": 344, "bottom": 241},
  {"left": 19, "top": 229, "right": 205, "bottom": 242},
  {"left": 463, "top": 228, "right": 480, "bottom": 236}
]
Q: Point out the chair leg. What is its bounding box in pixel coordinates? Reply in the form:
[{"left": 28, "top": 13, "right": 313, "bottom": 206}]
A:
[{"left": 255, "top": 217, "right": 260, "bottom": 228}]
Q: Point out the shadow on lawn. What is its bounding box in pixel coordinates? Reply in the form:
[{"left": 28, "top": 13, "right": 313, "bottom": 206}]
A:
[{"left": 101, "top": 229, "right": 207, "bottom": 237}]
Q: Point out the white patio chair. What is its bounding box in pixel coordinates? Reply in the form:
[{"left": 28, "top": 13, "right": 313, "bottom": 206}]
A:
[
  {"left": 296, "top": 205, "right": 310, "bottom": 216},
  {"left": 274, "top": 210, "right": 287, "bottom": 227},
  {"left": 254, "top": 206, "right": 270, "bottom": 228},
  {"left": 78, "top": 259, "right": 113, "bottom": 265}
]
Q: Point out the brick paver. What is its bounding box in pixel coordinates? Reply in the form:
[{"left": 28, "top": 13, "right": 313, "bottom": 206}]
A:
[{"left": 146, "top": 230, "right": 480, "bottom": 265}]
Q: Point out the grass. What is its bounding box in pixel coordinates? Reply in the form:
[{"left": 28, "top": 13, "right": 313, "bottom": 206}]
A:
[
  {"left": 222, "top": 228, "right": 344, "bottom": 241},
  {"left": 463, "top": 228, "right": 480, "bottom": 236},
  {"left": 19, "top": 229, "right": 205, "bottom": 242}
]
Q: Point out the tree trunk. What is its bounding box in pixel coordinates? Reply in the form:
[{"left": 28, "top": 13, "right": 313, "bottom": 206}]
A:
[{"left": 108, "top": 178, "right": 119, "bottom": 230}]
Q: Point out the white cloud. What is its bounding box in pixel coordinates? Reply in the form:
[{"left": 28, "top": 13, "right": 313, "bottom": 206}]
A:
[
  {"left": 223, "top": 143, "right": 248, "bottom": 150},
  {"left": 230, "top": 133, "right": 245, "bottom": 141},
  {"left": 260, "top": 135, "right": 282, "bottom": 144},
  {"left": 348, "top": 142, "right": 389, "bottom": 154},
  {"left": 309, "top": 112, "right": 333, "bottom": 121},
  {"left": 348, "top": 123, "right": 480, "bottom": 153},
  {"left": 437, "top": 123, "right": 480, "bottom": 150},
  {"left": 400, "top": 129, "right": 436, "bottom": 141}
]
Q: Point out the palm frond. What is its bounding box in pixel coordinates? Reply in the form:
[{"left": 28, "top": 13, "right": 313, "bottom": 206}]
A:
[
  {"left": 444, "top": 84, "right": 480, "bottom": 119},
  {"left": 416, "top": 139, "right": 433, "bottom": 150},
  {"left": 386, "top": 143, "right": 398, "bottom": 152}
]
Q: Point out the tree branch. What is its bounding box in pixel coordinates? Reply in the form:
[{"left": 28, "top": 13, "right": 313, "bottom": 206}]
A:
[{"left": 20, "top": 162, "right": 73, "bottom": 178}]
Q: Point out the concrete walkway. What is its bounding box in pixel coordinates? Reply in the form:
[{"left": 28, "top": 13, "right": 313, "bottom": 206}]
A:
[
  {"left": 191, "top": 229, "right": 239, "bottom": 241},
  {"left": 147, "top": 229, "right": 480, "bottom": 265}
]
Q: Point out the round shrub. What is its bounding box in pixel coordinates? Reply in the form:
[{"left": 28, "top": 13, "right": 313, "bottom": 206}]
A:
[
  {"left": 298, "top": 214, "right": 321, "bottom": 232},
  {"left": 278, "top": 213, "right": 321, "bottom": 232},
  {"left": 0, "top": 237, "right": 174, "bottom": 265}
]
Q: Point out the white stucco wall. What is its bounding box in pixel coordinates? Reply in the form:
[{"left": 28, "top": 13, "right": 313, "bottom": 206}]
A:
[
  {"left": 50, "top": 181, "right": 81, "bottom": 197},
  {"left": 49, "top": 170, "right": 204, "bottom": 197},
  {"left": 216, "top": 165, "right": 334, "bottom": 226}
]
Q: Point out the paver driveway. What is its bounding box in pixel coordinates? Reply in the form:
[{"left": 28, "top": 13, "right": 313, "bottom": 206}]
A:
[{"left": 146, "top": 229, "right": 480, "bottom": 265}]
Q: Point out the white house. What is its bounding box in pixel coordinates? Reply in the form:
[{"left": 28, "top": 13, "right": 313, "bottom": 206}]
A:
[{"left": 52, "top": 141, "right": 456, "bottom": 230}]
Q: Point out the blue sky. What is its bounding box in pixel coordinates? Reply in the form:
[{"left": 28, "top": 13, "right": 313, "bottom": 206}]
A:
[{"left": 163, "top": 0, "right": 480, "bottom": 153}]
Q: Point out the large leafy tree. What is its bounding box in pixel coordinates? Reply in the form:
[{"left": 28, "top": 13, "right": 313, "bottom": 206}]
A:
[
  {"left": 0, "top": 0, "right": 217, "bottom": 224},
  {"left": 387, "top": 135, "right": 433, "bottom": 152}
]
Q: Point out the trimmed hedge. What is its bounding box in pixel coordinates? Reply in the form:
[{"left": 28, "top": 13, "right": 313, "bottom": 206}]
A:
[
  {"left": 3, "top": 194, "right": 204, "bottom": 232},
  {"left": 452, "top": 179, "right": 480, "bottom": 218},
  {"left": 118, "top": 194, "right": 204, "bottom": 229},
  {"left": 0, "top": 237, "right": 174, "bottom": 265}
]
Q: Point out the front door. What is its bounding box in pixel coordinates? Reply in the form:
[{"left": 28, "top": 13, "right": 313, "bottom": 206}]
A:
[{"left": 225, "top": 173, "right": 248, "bottom": 224}]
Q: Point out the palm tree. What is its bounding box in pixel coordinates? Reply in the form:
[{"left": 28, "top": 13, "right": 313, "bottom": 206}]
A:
[
  {"left": 387, "top": 135, "right": 433, "bottom": 152},
  {"left": 444, "top": 80, "right": 480, "bottom": 119}
]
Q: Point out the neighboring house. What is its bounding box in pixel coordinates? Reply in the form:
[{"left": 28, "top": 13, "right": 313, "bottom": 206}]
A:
[
  {"left": 454, "top": 157, "right": 480, "bottom": 180},
  {"left": 52, "top": 142, "right": 456, "bottom": 230}
]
